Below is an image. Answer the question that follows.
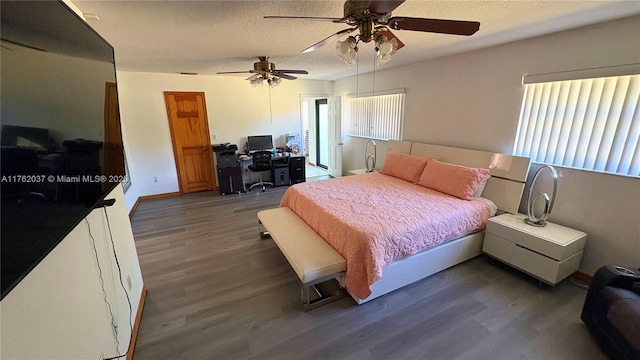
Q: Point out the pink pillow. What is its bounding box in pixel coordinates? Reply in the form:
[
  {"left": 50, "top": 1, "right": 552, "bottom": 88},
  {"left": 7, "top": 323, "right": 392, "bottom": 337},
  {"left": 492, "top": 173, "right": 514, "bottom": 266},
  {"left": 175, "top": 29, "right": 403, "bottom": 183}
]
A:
[
  {"left": 380, "top": 151, "right": 429, "bottom": 184},
  {"left": 418, "top": 159, "right": 490, "bottom": 200}
]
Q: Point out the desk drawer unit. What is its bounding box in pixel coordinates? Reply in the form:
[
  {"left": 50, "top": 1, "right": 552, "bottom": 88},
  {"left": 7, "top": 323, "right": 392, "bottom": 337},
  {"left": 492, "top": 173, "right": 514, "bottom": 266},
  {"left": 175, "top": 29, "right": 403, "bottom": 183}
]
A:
[
  {"left": 483, "top": 213, "right": 587, "bottom": 285},
  {"left": 289, "top": 156, "right": 306, "bottom": 184}
]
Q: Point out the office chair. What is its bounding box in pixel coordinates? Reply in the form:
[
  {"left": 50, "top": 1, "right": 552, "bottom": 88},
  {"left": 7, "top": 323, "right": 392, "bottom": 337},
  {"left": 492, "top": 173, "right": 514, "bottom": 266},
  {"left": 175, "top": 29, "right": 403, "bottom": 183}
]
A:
[{"left": 248, "top": 150, "right": 274, "bottom": 192}]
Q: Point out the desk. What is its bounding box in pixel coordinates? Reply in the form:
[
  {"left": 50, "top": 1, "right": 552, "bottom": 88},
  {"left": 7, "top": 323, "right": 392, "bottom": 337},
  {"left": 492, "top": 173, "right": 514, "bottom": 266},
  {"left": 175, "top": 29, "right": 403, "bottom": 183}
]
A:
[
  {"left": 270, "top": 155, "right": 289, "bottom": 167},
  {"left": 239, "top": 154, "right": 305, "bottom": 188},
  {"left": 238, "top": 155, "right": 254, "bottom": 189}
]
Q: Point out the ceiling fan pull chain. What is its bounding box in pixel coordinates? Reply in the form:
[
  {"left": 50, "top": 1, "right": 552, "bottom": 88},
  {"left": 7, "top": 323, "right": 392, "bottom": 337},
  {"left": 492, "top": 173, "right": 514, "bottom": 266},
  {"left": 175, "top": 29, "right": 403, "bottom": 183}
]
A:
[
  {"left": 269, "top": 85, "right": 273, "bottom": 124},
  {"left": 372, "top": 49, "right": 376, "bottom": 96},
  {"left": 356, "top": 50, "right": 359, "bottom": 98}
]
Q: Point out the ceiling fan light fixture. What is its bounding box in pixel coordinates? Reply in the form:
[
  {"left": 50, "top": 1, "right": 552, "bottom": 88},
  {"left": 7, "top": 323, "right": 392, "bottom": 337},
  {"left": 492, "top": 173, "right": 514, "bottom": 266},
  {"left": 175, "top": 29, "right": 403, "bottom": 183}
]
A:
[
  {"left": 250, "top": 77, "right": 264, "bottom": 87},
  {"left": 375, "top": 35, "right": 397, "bottom": 65},
  {"left": 267, "top": 77, "right": 282, "bottom": 88},
  {"left": 336, "top": 35, "right": 358, "bottom": 64},
  {"left": 218, "top": 57, "right": 307, "bottom": 87}
]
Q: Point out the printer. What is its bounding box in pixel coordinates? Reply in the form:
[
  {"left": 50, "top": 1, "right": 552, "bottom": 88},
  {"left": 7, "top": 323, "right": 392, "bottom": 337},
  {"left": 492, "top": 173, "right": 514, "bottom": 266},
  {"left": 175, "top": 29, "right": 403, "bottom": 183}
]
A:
[
  {"left": 212, "top": 143, "right": 243, "bottom": 195},
  {"left": 212, "top": 143, "right": 238, "bottom": 168}
]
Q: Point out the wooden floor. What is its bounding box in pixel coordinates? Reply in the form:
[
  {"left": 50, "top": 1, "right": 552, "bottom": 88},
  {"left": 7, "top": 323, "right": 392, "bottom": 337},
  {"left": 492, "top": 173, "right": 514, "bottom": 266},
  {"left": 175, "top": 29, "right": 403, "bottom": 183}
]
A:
[{"left": 130, "top": 186, "right": 606, "bottom": 360}]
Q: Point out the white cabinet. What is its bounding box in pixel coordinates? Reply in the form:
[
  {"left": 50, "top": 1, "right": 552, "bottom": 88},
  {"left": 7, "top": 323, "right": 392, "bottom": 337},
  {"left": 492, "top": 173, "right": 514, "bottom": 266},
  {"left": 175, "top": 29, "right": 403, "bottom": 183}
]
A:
[{"left": 483, "top": 213, "right": 587, "bottom": 285}]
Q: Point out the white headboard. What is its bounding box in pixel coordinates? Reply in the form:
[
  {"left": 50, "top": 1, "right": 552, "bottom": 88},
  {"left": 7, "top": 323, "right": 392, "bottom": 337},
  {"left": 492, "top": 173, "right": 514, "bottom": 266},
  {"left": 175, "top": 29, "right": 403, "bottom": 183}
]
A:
[{"left": 388, "top": 140, "right": 531, "bottom": 214}]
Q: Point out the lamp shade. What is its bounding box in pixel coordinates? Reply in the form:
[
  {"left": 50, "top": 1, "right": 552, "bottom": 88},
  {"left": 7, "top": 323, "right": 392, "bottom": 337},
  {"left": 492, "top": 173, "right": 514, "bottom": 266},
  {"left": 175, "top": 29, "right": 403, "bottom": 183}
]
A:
[
  {"left": 375, "top": 35, "right": 398, "bottom": 65},
  {"left": 336, "top": 36, "right": 358, "bottom": 64},
  {"left": 250, "top": 77, "right": 263, "bottom": 87},
  {"left": 268, "top": 77, "right": 281, "bottom": 87}
]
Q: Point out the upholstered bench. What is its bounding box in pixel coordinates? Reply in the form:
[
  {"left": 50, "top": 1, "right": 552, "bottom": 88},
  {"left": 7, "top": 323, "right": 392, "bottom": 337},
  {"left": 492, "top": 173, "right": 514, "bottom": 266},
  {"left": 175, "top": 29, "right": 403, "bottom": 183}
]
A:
[{"left": 257, "top": 207, "right": 347, "bottom": 311}]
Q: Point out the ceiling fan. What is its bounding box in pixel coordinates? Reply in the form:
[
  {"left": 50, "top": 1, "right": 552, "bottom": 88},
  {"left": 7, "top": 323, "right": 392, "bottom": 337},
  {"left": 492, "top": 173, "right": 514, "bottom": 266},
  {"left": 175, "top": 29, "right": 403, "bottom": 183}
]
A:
[
  {"left": 216, "top": 56, "right": 309, "bottom": 87},
  {"left": 265, "top": 0, "right": 480, "bottom": 64}
]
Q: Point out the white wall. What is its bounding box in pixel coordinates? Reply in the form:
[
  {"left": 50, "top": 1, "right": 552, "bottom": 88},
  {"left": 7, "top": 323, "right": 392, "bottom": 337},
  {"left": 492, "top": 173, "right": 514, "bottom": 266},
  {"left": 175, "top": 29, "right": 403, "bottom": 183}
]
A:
[
  {"left": 334, "top": 15, "right": 640, "bottom": 275},
  {"left": 116, "top": 72, "right": 332, "bottom": 210},
  {"left": 1, "top": 185, "right": 144, "bottom": 359}
]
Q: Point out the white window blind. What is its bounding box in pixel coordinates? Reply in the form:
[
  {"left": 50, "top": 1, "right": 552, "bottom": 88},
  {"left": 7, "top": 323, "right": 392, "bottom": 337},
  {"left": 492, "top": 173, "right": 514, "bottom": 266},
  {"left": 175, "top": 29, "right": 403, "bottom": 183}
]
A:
[
  {"left": 345, "top": 93, "right": 405, "bottom": 141},
  {"left": 513, "top": 74, "right": 639, "bottom": 177}
]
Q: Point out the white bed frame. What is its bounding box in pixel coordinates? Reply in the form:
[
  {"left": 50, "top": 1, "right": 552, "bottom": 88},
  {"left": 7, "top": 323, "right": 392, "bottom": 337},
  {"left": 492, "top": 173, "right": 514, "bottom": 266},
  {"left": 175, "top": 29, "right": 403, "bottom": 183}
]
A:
[
  {"left": 267, "top": 141, "right": 531, "bottom": 305},
  {"left": 352, "top": 141, "right": 531, "bottom": 304}
]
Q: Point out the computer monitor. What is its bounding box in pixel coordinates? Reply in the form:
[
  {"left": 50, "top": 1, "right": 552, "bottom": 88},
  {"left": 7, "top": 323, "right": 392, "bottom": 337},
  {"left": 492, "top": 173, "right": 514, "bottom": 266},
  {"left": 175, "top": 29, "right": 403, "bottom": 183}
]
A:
[
  {"left": 247, "top": 135, "right": 273, "bottom": 152},
  {"left": 1, "top": 125, "right": 50, "bottom": 152}
]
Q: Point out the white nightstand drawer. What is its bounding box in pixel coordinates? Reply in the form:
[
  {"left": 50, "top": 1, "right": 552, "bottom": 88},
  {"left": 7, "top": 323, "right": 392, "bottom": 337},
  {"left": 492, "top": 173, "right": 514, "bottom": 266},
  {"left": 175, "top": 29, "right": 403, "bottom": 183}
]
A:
[
  {"left": 483, "top": 233, "right": 583, "bottom": 285},
  {"left": 486, "top": 214, "right": 587, "bottom": 261}
]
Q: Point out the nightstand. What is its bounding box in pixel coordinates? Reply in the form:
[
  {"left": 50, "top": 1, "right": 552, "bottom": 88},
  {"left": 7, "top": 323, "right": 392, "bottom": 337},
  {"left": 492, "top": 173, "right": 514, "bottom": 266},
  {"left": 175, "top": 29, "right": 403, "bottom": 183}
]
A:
[
  {"left": 348, "top": 168, "right": 376, "bottom": 175},
  {"left": 483, "top": 213, "right": 587, "bottom": 285}
]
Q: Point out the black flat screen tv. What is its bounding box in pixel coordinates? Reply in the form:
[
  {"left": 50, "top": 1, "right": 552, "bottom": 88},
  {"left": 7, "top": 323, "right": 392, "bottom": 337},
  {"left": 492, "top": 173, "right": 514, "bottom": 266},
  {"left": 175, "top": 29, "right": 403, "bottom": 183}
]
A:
[{"left": 0, "top": 1, "right": 126, "bottom": 298}]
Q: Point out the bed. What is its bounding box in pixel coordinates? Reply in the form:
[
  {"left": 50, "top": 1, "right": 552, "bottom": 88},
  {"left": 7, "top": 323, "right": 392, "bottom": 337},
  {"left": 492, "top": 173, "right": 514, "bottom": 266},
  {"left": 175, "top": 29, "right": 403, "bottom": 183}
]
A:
[{"left": 271, "top": 140, "right": 530, "bottom": 304}]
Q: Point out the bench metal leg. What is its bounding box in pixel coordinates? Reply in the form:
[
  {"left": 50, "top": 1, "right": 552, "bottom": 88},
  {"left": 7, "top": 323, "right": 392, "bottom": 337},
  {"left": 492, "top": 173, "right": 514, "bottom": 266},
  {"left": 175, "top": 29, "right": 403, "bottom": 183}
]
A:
[
  {"left": 258, "top": 220, "right": 271, "bottom": 239},
  {"left": 258, "top": 213, "right": 346, "bottom": 311},
  {"left": 301, "top": 274, "right": 346, "bottom": 312}
]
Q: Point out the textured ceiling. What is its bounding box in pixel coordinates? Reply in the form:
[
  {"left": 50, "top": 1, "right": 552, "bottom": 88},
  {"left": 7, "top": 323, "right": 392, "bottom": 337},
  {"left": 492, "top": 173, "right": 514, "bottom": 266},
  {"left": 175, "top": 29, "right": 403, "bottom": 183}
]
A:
[{"left": 72, "top": 0, "right": 640, "bottom": 81}]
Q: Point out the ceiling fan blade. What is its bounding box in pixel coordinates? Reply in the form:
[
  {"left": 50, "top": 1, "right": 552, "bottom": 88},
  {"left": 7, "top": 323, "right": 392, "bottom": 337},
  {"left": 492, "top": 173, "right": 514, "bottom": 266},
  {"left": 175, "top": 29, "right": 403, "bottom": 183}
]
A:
[
  {"left": 216, "top": 70, "right": 252, "bottom": 74},
  {"left": 388, "top": 17, "right": 480, "bottom": 36},
  {"left": 273, "top": 72, "right": 297, "bottom": 80},
  {"left": 302, "top": 27, "right": 357, "bottom": 53},
  {"left": 366, "top": 0, "right": 406, "bottom": 14},
  {"left": 275, "top": 69, "right": 309, "bottom": 74},
  {"left": 375, "top": 27, "right": 405, "bottom": 50},
  {"left": 264, "top": 15, "right": 344, "bottom": 23}
]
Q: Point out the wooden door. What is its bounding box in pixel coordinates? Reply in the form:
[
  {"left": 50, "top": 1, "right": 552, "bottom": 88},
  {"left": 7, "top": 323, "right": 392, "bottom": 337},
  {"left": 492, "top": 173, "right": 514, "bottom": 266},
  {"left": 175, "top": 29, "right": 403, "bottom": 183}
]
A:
[
  {"left": 164, "top": 92, "right": 216, "bottom": 193},
  {"left": 103, "top": 82, "right": 125, "bottom": 181}
]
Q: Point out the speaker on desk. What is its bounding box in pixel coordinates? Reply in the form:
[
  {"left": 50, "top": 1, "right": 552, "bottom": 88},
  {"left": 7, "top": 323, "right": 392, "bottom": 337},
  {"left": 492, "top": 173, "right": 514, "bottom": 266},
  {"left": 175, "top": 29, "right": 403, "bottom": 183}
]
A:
[{"left": 289, "top": 156, "right": 306, "bottom": 184}]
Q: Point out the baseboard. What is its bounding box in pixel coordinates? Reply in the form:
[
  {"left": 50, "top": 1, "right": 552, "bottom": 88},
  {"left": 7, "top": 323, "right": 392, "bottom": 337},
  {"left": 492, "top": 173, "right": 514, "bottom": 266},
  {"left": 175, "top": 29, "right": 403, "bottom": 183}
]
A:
[
  {"left": 126, "top": 284, "right": 148, "bottom": 360},
  {"left": 572, "top": 271, "right": 593, "bottom": 286},
  {"left": 129, "top": 192, "right": 181, "bottom": 219},
  {"left": 128, "top": 198, "right": 141, "bottom": 220},
  {"left": 140, "top": 192, "right": 181, "bottom": 201}
]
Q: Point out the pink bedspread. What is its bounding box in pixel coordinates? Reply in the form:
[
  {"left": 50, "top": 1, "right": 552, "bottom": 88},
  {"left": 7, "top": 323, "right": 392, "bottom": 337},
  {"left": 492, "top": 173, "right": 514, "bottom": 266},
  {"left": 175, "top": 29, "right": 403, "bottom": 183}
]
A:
[{"left": 280, "top": 172, "right": 491, "bottom": 299}]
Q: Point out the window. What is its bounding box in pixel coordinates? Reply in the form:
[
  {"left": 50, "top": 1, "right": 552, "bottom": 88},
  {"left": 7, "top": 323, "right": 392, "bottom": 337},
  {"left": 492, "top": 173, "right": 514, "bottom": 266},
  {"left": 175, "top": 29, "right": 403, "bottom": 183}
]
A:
[
  {"left": 345, "top": 92, "right": 405, "bottom": 141},
  {"left": 513, "top": 74, "right": 639, "bottom": 177}
]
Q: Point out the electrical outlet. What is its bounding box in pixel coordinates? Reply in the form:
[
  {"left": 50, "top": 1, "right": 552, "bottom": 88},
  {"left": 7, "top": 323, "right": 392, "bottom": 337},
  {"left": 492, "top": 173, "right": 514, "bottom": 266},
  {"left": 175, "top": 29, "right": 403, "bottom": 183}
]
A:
[
  {"left": 127, "top": 275, "right": 132, "bottom": 290},
  {"left": 153, "top": 176, "right": 158, "bottom": 183},
  {"left": 212, "top": 134, "right": 217, "bottom": 140}
]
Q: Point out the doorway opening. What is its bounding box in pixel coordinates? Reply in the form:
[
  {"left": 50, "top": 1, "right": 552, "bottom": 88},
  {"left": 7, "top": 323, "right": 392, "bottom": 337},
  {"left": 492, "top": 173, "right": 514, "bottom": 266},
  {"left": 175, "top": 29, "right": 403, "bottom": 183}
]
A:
[
  {"left": 301, "top": 96, "right": 329, "bottom": 179},
  {"left": 315, "top": 99, "right": 329, "bottom": 170}
]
